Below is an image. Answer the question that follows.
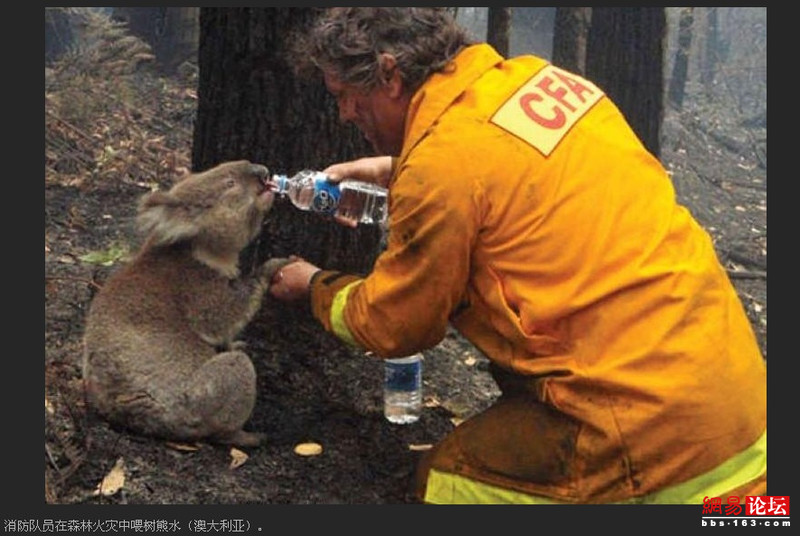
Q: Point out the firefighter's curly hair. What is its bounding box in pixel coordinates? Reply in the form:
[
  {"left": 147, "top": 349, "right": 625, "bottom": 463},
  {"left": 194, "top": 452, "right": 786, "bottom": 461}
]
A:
[{"left": 292, "top": 7, "right": 473, "bottom": 94}]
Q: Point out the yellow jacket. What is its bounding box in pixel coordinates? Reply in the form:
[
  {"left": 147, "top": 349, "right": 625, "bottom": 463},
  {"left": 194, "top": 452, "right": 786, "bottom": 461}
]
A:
[{"left": 310, "top": 44, "right": 766, "bottom": 501}]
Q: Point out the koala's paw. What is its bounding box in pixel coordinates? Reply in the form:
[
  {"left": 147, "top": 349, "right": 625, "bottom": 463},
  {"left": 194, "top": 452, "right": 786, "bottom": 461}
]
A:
[{"left": 259, "top": 257, "right": 293, "bottom": 282}]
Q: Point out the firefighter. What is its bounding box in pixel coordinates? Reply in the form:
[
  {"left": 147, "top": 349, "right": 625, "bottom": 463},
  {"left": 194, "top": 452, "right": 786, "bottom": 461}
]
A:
[{"left": 268, "top": 7, "right": 766, "bottom": 504}]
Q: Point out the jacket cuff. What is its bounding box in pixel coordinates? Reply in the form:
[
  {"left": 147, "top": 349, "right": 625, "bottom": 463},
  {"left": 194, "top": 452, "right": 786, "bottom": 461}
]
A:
[{"left": 309, "top": 270, "right": 362, "bottom": 332}]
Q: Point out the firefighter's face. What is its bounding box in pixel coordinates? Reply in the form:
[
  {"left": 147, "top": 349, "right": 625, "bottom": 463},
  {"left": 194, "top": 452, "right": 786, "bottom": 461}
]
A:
[{"left": 323, "top": 60, "right": 408, "bottom": 156}]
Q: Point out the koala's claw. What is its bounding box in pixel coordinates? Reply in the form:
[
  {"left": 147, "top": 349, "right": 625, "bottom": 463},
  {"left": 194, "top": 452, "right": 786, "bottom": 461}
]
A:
[{"left": 260, "top": 257, "right": 293, "bottom": 282}]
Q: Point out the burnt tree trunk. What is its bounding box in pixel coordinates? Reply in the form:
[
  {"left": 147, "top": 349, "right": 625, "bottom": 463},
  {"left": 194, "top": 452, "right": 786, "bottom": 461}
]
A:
[
  {"left": 701, "top": 7, "right": 721, "bottom": 92},
  {"left": 552, "top": 7, "right": 591, "bottom": 74},
  {"left": 45, "top": 7, "right": 74, "bottom": 63},
  {"left": 486, "top": 7, "right": 511, "bottom": 58},
  {"left": 585, "top": 7, "right": 666, "bottom": 158},
  {"left": 667, "top": 7, "right": 694, "bottom": 110},
  {"left": 193, "top": 7, "right": 380, "bottom": 277},
  {"left": 163, "top": 7, "right": 200, "bottom": 72},
  {"left": 112, "top": 7, "right": 199, "bottom": 74}
]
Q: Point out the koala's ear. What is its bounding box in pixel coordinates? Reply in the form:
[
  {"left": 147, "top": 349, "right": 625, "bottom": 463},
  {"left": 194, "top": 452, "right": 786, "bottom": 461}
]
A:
[
  {"left": 172, "top": 167, "right": 191, "bottom": 183},
  {"left": 137, "top": 190, "right": 201, "bottom": 246}
]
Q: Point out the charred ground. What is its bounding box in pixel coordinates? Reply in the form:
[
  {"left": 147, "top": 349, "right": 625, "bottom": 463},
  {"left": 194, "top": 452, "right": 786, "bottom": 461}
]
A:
[{"left": 44, "top": 34, "right": 766, "bottom": 505}]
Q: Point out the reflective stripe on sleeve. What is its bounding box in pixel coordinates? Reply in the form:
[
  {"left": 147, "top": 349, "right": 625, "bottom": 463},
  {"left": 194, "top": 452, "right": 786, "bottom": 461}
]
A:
[
  {"left": 424, "top": 429, "right": 767, "bottom": 504},
  {"left": 330, "top": 280, "right": 361, "bottom": 347}
]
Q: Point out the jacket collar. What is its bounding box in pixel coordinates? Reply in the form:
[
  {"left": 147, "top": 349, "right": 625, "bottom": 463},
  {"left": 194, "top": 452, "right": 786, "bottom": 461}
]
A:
[{"left": 398, "top": 43, "right": 505, "bottom": 168}]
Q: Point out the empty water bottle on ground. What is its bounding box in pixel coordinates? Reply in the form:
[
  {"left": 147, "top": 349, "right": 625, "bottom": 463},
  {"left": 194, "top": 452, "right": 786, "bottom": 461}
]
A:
[
  {"left": 383, "top": 353, "right": 423, "bottom": 424},
  {"left": 271, "top": 169, "right": 388, "bottom": 226}
]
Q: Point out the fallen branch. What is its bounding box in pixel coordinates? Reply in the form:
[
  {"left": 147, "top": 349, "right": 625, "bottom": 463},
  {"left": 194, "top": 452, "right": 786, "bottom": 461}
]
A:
[
  {"left": 46, "top": 108, "right": 99, "bottom": 146},
  {"left": 727, "top": 268, "right": 766, "bottom": 280},
  {"left": 45, "top": 442, "right": 61, "bottom": 471},
  {"left": 46, "top": 275, "right": 103, "bottom": 291},
  {"left": 720, "top": 247, "right": 767, "bottom": 272}
]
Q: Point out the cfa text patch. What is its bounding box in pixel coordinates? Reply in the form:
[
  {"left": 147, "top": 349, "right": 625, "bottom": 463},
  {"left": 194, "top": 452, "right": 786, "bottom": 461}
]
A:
[{"left": 491, "top": 64, "right": 604, "bottom": 156}]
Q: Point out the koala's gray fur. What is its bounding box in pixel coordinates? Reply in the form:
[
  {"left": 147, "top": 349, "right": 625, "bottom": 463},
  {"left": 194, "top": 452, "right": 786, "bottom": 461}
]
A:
[{"left": 82, "top": 160, "right": 288, "bottom": 447}]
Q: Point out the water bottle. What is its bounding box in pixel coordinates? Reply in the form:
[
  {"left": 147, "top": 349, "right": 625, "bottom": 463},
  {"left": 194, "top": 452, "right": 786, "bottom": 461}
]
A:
[
  {"left": 338, "top": 180, "right": 388, "bottom": 227},
  {"left": 383, "top": 353, "right": 423, "bottom": 424},
  {"left": 271, "top": 169, "right": 388, "bottom": 226}
]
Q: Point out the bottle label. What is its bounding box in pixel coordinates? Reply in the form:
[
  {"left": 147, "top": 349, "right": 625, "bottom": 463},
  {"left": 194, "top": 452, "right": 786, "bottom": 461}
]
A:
[
  {"left": 312, "top": 178, "right": 341, "bottom": 214},
  {"left": 385, "top": 359, "right": 421, "bottom": 393}
]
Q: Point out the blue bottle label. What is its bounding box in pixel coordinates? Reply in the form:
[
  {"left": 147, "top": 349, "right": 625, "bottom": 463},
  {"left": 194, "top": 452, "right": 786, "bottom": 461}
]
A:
[
  {"left": 385, "top": 359, "right": 421, "bottom": 392},
  {"left": 312, "top": 178, "right": 341, "bottom": 214}
]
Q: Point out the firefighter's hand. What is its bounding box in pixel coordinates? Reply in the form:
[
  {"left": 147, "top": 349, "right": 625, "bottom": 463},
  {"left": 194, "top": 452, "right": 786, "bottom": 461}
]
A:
[
  {"left": 268, "top": 258, "right": 321, "bottom": 301},
  {"left": 323, "top": 156, "right": 393, "bottom": 189}
]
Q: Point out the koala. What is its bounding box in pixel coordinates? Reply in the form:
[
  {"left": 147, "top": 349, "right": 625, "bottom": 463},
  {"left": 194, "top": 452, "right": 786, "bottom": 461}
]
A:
[{"left": 82, "top": 160, "right": 289, "bottom": 447}]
